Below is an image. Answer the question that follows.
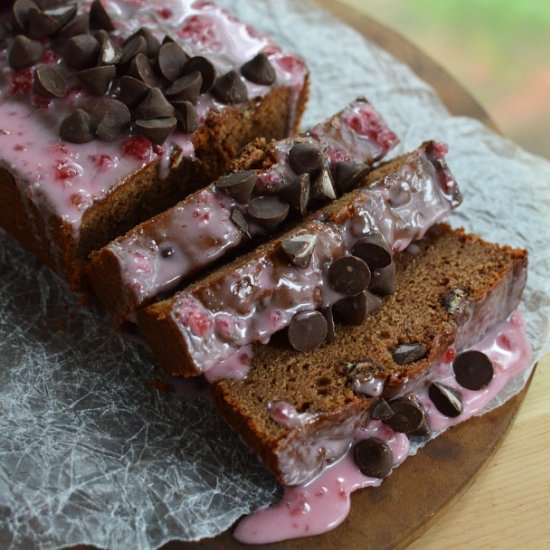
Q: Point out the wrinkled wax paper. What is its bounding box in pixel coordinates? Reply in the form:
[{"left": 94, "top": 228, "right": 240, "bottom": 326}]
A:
[{"left": 1, "top": 1, "right": 549, "bottom": 548}]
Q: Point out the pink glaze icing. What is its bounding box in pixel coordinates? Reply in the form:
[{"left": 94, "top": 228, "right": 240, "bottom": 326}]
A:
[
  {"left": 233, "top": 311, "right": 532, "bottom": 544},
  {"left": 0, "top": 0, "right": 307, "bottom": 244},
  {"left": 204, "top": 345, "right": 252, "bottom": 383}
]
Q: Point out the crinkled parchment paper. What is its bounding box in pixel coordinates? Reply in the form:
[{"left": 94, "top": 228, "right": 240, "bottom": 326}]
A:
[{"left": 1, "top": 1, "right": 549, "bottom": 548}]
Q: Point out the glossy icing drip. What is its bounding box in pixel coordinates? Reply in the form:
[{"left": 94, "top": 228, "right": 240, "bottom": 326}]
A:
[{"left": 234, "top": 311, "right": 532, "bottom": 544}]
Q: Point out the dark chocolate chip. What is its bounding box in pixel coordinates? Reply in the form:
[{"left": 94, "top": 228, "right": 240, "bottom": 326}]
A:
[
  {"left": 77, "top": 65, "right": 115, "bottom": 95},
  {"left": 230, "top": 207, "right": 250, "bottom": 237},
  {"left": 370, "top": 398, "right": 394, "bottom": 421},
  {"left": 442, "top": 287, "right": 470, "bottom": 315},
  {"left": 331, "top": 161, "right": 370, "bottom": 195},
  {"left": 288, "top": 142, "right": 323, "bottom": 176},
  {"left": 288, "top": 310, "right": 328, "bottom": 352},
  {"left": 322, "top": 306, "right": 335, "bottom": 343},
  {"left": 171, "top": 100, "right": 198, "bottom": 134},
  {"left": 97, "top": 30, "right": 121, "bottom": 65},
  {"left": 353, "top": 438, "right": 393, "bottom": 478},
  {"left": 89, "top": 0, "right": 114, "bottom": 31},
  {"left": 164, "top": 71, "right": 202, "bottom": 103},
  {"left": 247, "top": 195, "right": 289, "bottom": 228},
  {"left": 59, "top": 108, "right": 94, "bottom": 143},
  {"left": 333, "top": 290, "right": 382, "bottom": 325},
  {"left": 392, "top": 343, "right": 427, "bottom": 365},
  {"left": 182, "top": 56, "right": 215, "bottom": 93},
  {"left": 212, "top": 70, "right": 248, "bottom": 104},
  {"left": 428, "top": 382, "right": 463, "bottom": 418},
  {"left": 162, "top": 35, "right": 175, "bottom": 45},
  {"left": 127, "top": 27, "right": 160, "bottom": 58},
  {"left": 127, "top": 52, "right": 159, "bottom": 87},
  {"left": 384, "top": 397, "right": 427, "bottom": 434},
  {"left": 32, "top": 64, "right": 67, "bottom": 97},
  {"left": 94, "top": 98, "right": 131, "bottom": 141},
  {"left": 240, "top": 52, "right": 276, "bottom": 85},
  {"left": 280, "top": 173, "right": 310, "bottom": 215},
  {"left": 134, "top": 117, "right": 177, "bottom": 145},
  {"left": 452, "top": 350, "right": 494, "bottom": 390},
  {"left": 216, "top": 170, "right": 257, "bottom": 204},
  {"left": 409, "top": 416, "right": 431, "bottom": 437},
  {"left": 352, "top": 233, "right": 392, "bottom": 269},
  {"left": 369, "top": 262, "right": 396, "bottom": 296},
  {"left": 43, "top": 2, "right": 77, "bottom": 27},
  {"left": 328, "top": 255, "right": 371, "bottom": 296},
  {"left": 8, "top": 34, "right": 43, "bottom": 70},
  {"left": 281, "top": 234, "right": 316, "bottom": 268},
  {"left": 12, "top": 0, "right": 39, "bottom": 33},
  {"left": 64, "top": 33, "right": 99, "bottom": 69},
  {"left": 119, "top": 35, "right": 147, "bottom": 65},
  {"left": 310, "top": 168, "right": 337, "bottom": 203},
  {"left": 118, "top": 75, "right": 150, "bottom": 108},
  {"left": 27, "top": 8, "right": 61, "bottom": 39},
  {"left": 59, "top": 12, "right": 89, "bottom": 38},
  {"left": 160, "top": 246, "right": 174, "bottom": 258},
  {"left": 133, "top": 87, "right": 175, "bottom": 119},
  {"left": 157, "top": 42, "right": 189, "bottom": 81}
]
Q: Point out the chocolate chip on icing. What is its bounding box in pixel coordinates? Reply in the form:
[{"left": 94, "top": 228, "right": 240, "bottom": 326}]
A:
[
  {"left": 157, "top": 42, "right": 189, "bottom": 81},
  {"left": 97, "top": 30, "right": 121, "bottom": 65},
  {"left": 331, "top": 161, "right": 370, "bottom": 195},
  {"left": 333, "top": 290, "right": 382, "bottom": 325},
  {"left": 442, "top": 287, "right": 470, "bottom": 315},
  {"left": 127, "top": 53, "right": 159, "bottom": 87},
  {"left": 172, "top": 100, "right": 198, "bottom": 134},
  {"left": 369, "top": 262, "right": 396, "bottom": 296},
  {"left": 119, "top": 35, "right": 147, "bottom": 65},
  {"left": 12, "top": 0, "right": 38, "bottom": 33},
  {"left": 428, "top": 382, "right": 463, "bottom": 418},
  {"left": 27, "top": 9, "right": 61, "bottom": 39},
  {"left": 392, "top": 343, "right": 427, "bottom": 365},
  {"left": 310, "top": 168, "right": 337, "bottom": 203},
  {"left": 134, "top": 117, "right": 177, "bottom": 144},
  {"left": 133, "top": 87, "right": 175, "bottom": 119},
  {"left": 32, "top": 64, "right": 67, "bottom": 97},
  {"left": 89, "top": 0, "right": 115, "bottom": 31},
  {"left": 77, "top": 65, "right": 116, "bottom": 95},
  {"left": 328, "top": 255, "right": 371, "bottom": 296},
  {"left": 212, "top": 70, "right": 248, "bottom": 104},
  {"left": 288, "top": 142, "right": 323, "bottom": 176},
  {"left": 216, "top": 170, "right": 257, "bottom": 204},
  {"left": 118, "top": 75, "right": 150, "bottom": 108},
  {"left": 94, "top": 98, "right": 131, "bottom": 141},
  {"left": 183, "top": 56, "right": 215, "bottom": 93},
  {"left": 164, "top": 71, "right": 202, "bottom": 103},
  {"left": 64, "top": 33, "right": 99, "bottom": 70},
  {"left": 453, "top": 350, "right": 494, "bottom": 390},
  {"left": 352, "top": 233, "right": 392, "bottom": 269},
  {"left": 288, "top": 310, "right": 328, "bottom": 352},
  {"left": 280, "top": 173, "right": 310, "bottom": 215},
  {"left": 43, "top": 2, "right": 78, "bottom": 27},
  {"left": 247, "top": 196, "right": 289, "bottom": 228},
  {"left": 160, "top": 246, "right": 174, "bottom": 258},
  {"left": 60, "top": 13, "right": 89, "bottom": 38},
  {"left": 8, "top": 35, "right": 43, "bottom": 70},
  {"left": 353, "top": 438, "right": 393, "bottom": 478},
  {"left": 384, "top": 397, "right": 427, "bottom": 434},
  {"left": 128, "top": 27, "right": 161, "bottom": 58},
  {"left": 322, "top": 306, "right": 336, "bottom": 343},
  {"left": 240, "top": 52, "right": 276, "bottom": 85},
  {"left": 281, "top": 234, "right": 316, "bottom": 268},
  {"left": 370, "top": 398, "right": 394, "bottom": 421},
  {"left": 230, "top": 208, "right": 250, "bottom": 237},
  {"left": 59, "top": 108, "right": 94, "bottom": 143}
]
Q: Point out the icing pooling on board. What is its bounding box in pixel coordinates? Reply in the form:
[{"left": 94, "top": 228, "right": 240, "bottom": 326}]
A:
[
  {"left": 0, "top": 0, "right": 307, "bottom": 236},
  {"left": 234, "top": 311, "right": 532, "bottom": 544},
  {"left": 106, "top": 99, "right": 397, "bottom": 315}
]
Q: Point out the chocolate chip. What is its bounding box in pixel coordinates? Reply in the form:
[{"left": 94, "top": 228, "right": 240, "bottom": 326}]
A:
[
  {"left": 280, "top": 173, "right": 310, "bottom": 215},
  {"left": 240, "top": 52, "right": 276, "bottom": 85},
  {"left": 442, "top": 287, "right": 469, "bottom": 315},
  {"left": 119, "top": 35, "right": 147, "bottom": 65},
  {"left": 43, "top": 2, "right": 78, "bottom": 27},
  {"left": 127, "top": 27, "right": 160, "bottom": 58},
  {"left": 12, "top": 0, "right": 38, "bottom": 33},
  {"left": 160, "top": 246, "right": 174, "bottom": 258},
  {"left": 8, "top": 35, "right": 43, "bottom": 70},
  {"left": 353, "top": 438, "right": 393, "bottom": 478},
  {"left": 281, "top": 234, "right": 316, "bottom": 268},
  {"left": 322, "top": 306, "right": 335, "bottom": 343},
  {"left": 331, "top": 161, "right": 370, "bottom": 195},
  {"left": 310, "top": 168, "right": 337, "bottom": 203},
  {"left": 94, "top": 98, "right": 131, "bottom": 141},
  {"left": 288, "top": 310, "right": 328, "bottom": 352},
  {"left": 118, "top": 75, "right": 150, "bottom": 108},
  {"left": 333, "top": 290, "right": 382, "bottom": 325},
  {"left": 127, "top": 53, "right": 159, "bottom": 87},
  {"left": 77, "top": 65, "right": 115, "bottom": 95},
  {"left": 89, "top": 0, "right": 114, "bottom": 31},
  {"left": 182, "top": 56, "right": 215, "bottom": 93},
  {"left": 392, "top": 343, "right": 427, "bottom": 365},
  {"left": 59, "top": 108, "right": 94, "bottom": 143},
  {"left": 384, "top": 397, "right": 427, "bottom": 434},
  {"left": 32, "top": 64, "right": 67, "bottom": 97},
  {"left": 60, "top": 12, "right": 89, "bottom": 38},
  {"left": 452, "top": 350, "right": 494, "bottom": 390},
  {"left": 134, "top": 117, "right": 177, "bottom": 145},
  {"left": 97, "top": 30, "right": 121, "bottom": 65},
  {"left": 164, "top": 71, "right": 202, "bottom": 103},
  {"left": 157, "top": 42, "right": 189, "bottom": 81},
  {"left": 328, "top": 255, "right": 371, "bottom": 296},
  {"left": 216, "top": 170, "right": 257, "bottom": 203},
  {"left": 27, "top": 8, "right": 61, "bottom": 39},
  {"left": 369, "top": 262, "right": 396, "bottom": 296},
  {"left": 288, "top": 142, "right": 323, "bottom": 176},
  {"left": 247, "top": 196, "right": 289, "bottom": 228},
  {"left": 370, "top": 398, "right": 394, "bottom": 421},
  {"left": 230, "top": 208, "right": 250, "bottom": 237},
  {"left": 133, "top": 87, "right": 175, "bottom": 119},
  {"left": 212, "top": 70, "right": 248, "bottom": 104},
  {"left": 162, "top": 35, "right": 175, "bottom": 45},
  {"left": 172, "top": 100, "right": 198, "bottom": 133},
  {"left": 352, "top": 233, "right": 392, "bottom": 269},
  {"left": 64, "top": 33, "right": 99, "bottom": 69},
  {"left": 428, "top": 382, "right": 463, "bottom": 418}
]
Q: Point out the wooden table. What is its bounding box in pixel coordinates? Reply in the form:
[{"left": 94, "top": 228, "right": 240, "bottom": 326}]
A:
[{"left": 317, "top": 1, "right": 550, "bottom": 547}]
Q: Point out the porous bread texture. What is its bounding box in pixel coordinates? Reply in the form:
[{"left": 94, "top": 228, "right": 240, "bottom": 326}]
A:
[{"left": 211, "top": 225, "right": 528, "bottom": 486}]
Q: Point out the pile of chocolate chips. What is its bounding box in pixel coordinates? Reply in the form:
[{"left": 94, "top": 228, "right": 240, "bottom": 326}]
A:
[{"left": 3, "top": 0, "right": 277, "bottom": 144}]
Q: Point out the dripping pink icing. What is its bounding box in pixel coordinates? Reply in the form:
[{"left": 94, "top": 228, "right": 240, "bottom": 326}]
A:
[
  {"left": 204, "top": 346, "right": 252, "bottom": 383},
  {"left": 233, "top": 311, "right": 532, "bottom": 544}
]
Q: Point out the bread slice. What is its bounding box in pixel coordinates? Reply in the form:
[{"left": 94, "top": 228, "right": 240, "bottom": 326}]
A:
[
  {"left": 88, "top": 98, "right": 398, "bottom": 322},
  {"left": 137, "top": 141, "right": 461, "bottom": 376},
  {"left": 0, "top": 0, "right": 308, "bottom": 292},
  {"left": 210, "top": 225, "right": 528, "bottom": 486}
]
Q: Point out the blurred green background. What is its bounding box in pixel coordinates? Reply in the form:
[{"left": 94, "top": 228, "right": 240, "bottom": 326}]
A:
[{"left": 336, "top": 0, "right": 550, "bottom": 159}]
